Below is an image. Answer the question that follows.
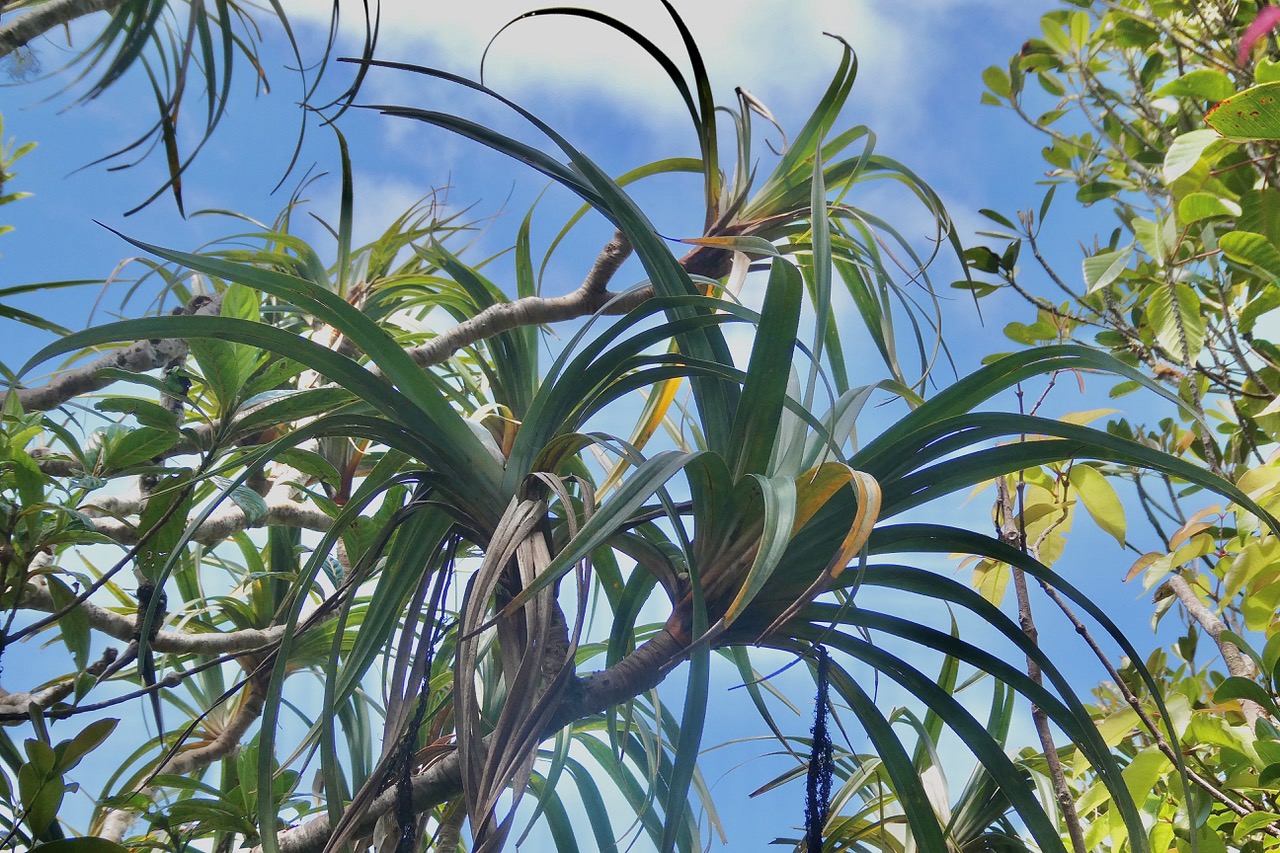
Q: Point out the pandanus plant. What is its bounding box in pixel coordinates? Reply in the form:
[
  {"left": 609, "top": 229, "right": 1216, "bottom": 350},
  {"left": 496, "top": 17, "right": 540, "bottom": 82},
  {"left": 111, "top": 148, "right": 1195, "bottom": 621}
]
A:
[{"left": 13, "top": 5, "right": 1276, "bottom": 852}]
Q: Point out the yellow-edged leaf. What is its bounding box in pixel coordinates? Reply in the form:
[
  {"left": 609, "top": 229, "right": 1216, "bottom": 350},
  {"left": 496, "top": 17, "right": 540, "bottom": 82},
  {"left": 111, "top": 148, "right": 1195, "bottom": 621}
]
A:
[{"left": 599, "top": 376, "right": 683, "bottom": 493}]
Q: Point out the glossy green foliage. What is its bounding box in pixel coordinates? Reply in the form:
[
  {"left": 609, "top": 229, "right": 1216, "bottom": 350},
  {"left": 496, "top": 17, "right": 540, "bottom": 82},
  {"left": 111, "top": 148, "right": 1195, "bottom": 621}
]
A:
[{"left": 971, "top": 1, "right": 1280, "bottom": 849}]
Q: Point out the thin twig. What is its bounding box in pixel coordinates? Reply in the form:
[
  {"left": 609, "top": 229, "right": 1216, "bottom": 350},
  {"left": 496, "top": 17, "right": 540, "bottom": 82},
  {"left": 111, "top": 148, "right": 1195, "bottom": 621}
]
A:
[
  {"left": 1040, "top": 582, "right": 1280, "bottom": 835},
  {"left": 996, "top": 473, "right": 1088, "bottom": 853}
]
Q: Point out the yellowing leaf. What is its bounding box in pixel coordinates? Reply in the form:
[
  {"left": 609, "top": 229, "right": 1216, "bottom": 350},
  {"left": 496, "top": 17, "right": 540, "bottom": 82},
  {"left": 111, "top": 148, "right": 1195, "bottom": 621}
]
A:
[
  {"left": 1125, "top": 551, "right": 1162, "bottom": 582},
  {"left": 1170, "top": 532, "right": 1215, "bottom": 567},
  {"left": 1068, "top": 464, "right": 1126, "bottom": 545},
  {"left": 678, "top": 235, "right": 780, "bottom": 256},
  {"left": 1168, "top": 518, "right": 1218, "bottom": 552},
  {"left": 792, "top": 463, "right": 854, "bottom": 533},
  {"left": 1096, "top": 707, "right": 1140, "bottom": 746},
  {"left": 1225, "top": 539, "right": 1280, "bottom": 602},
  {"left": 1237, "top": 463, "right": 1280, "bottom": 501},
  {"left": 759, "top": 469, "right": 880, "bottom": 636},
  {"left": 1059, "top": 408, "right": 1118, "bottom": 426},
  {"left": 600, "top": 376, "right": 683, "bottom": 493},
  {"left": 972, "top": 558, "right": 1010, "bottom": 606}
]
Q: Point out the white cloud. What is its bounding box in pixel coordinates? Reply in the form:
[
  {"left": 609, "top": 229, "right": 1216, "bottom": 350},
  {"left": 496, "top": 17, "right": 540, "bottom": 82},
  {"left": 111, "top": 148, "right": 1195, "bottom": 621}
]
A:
[{"left": 282, "top": 0, "right": 996, "bottom": 139}]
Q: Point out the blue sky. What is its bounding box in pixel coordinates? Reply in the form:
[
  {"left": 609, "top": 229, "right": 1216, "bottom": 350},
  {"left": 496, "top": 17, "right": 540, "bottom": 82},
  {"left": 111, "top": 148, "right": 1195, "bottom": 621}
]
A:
[{"left": 0, "top": 0, "right": 1196, "bottom": 846}]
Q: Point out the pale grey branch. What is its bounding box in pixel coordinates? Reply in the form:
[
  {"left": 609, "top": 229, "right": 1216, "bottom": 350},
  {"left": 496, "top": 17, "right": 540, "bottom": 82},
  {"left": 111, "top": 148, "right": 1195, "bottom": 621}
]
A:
[
  {"left": 97, "top": 674, "right": 267, "bottom": 841},
  {"left": 19, "top": 582, "right": 294, "bottom": 655},
  {"left": 3, "top": 294, "right": 220, "bottom": 413},
  {"left": 0, "top": 0, "right": 120, "bottom": 60},
  {"left": 1160, "top": 573, "right": 1265, "bottom": 728}
]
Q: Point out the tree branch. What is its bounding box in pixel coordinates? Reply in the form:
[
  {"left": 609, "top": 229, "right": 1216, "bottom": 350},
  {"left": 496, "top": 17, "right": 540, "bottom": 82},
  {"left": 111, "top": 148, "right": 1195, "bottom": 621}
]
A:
[
  {"left": 1041, "top": 581, "right": 1279, "bottom": 834},
  {"left": 2, "top": 294, "right": 219, "bottom": 413},
  {"left": 1159, "top": 573, "right": 1264, "bottom": 728},
  {"left": 84, "top": 495, "right": 332, "bottom": 545},
  {"left": 401, "top": 236, "right": 734, "bottom": 370},
  {"left": 0, "top": 647, "right": 116, "bottom": 720},
  {"left": 404, "top": 232, "right": 637, "bottom": 369},
  {"left": 96, "top": 671, "right": 269, "bottom": 842},
  {"left": 263, "top": 628, "right": 684, "bottom": 853},
  {"left": 18, "top": 580, "right": 296, "bottom": 655},
  {"left": 0, "top": 0, "right": 120, "bottom": 60},
  {"left": 997, "top": 476, "right": 1087, "bottom": 853}
]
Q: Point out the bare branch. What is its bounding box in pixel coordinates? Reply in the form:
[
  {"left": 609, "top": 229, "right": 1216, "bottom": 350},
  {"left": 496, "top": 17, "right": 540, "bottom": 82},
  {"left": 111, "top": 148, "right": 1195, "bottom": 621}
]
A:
[
  {"left": 85, "top": 496, "right": 332, "bottom": 544},
  {"left": 402, "top": 236, "right": 733, "bottom": 370},
  {"left": 997, "top": 476, "right": 1087, "bottom": 853},
  {"left": 96, "top": 672, "right": 269, "bottom": 841},
  {"left": 1159, "top": 572, "right": 1265, "bottom": 728},
  {"left": 18, "top": 581, "right": 295, "bottom": 655},
  {"left": 2, "top": 294, "right": 220, "bottom": 414},
  {"left": 405, "top": 233, "right": 637, "bottom": 369},
  {"left": 0, "top": 0, "right": 120, "bottom": 60},
  {"left": 0, "top": 646, "right": 118, "bottom": 722}
]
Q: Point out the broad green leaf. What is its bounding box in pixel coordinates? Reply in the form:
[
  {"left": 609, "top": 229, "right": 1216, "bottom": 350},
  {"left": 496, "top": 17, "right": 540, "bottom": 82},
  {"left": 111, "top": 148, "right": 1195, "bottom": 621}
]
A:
[
  {"left": 211, "top": 476, "right": 269, "bottom": 525},
  {"left": 189, "top": 289, "right": 262, "bottom": 409},
  {"left": 1239, "top": 188, "right": 1280, "bottom": 244},
  {"left": 1235, "top": 812, "right": 1280, "bottom": 840},
  {"left": 1156, "top": 69, "right": 1235, "bottom": 103},
  {"left": 1068, "top": 463, "right": 1126, "bottom": 545},
  {"left": 982, "top": 65, "right": 1011, "bottom": 99},
  {"left": 1097, "top": 707, "right": 1141, "bottom": 747},
  {"left": 57, "top": 719, "right": 119, "bottom": 770},
  {"left": 1076, "top": 181, "right": 1122, "bottom": 203},
  {"left": 1206, "top": 82, "right": 1280, "bottom": 140},
  {"left": 1177, "top": 192, "right": 1241, "bottom": 223},
  {"left": 1068, "top": 10, "right": 1089, "bottom": 47},
  {"left": 1214, "top": 676, "right": 1280, "bottom": 717},
  {"left": 19, "top": 772, "right": 64, "bottom": 838},
  {"left": 1146, "top": 282, "right": 1204, "bottom": 364},
  {"left": 1220, "top": 230, "right": 1280, "bottom": 277},
  {"left": 45, "top": 576, "right": 91, "bottom": 672},
  {"left": 136, "top": 469, "right": 194, "bottom": 584},
  {"left": 94, "top": 398, "right": 178, "bottom": 431},
  {"left": 1132, "top": 215, "right": 1176, "bottom": 265},
  {"left": 1082, "top": 247, "right": 1130, "bottom": 293},
  {"left": 1121, "top": 748, "right": 1171, "bottom": 807},
  {"left": 104, "top": 427, "right": 180, "bottom": 471},
  {"left": 1260, "top": 57, "right": 1280, "bottom": 85}
]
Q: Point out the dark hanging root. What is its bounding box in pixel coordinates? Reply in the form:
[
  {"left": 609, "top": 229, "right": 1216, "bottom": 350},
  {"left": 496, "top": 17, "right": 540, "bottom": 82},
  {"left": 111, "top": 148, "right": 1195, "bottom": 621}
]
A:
[
  {"left": 805, "top": 645, "right": 833, "bottom": 853},
  {"left": 395, "top": 535, "right": 457, "bottom": 853}
]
